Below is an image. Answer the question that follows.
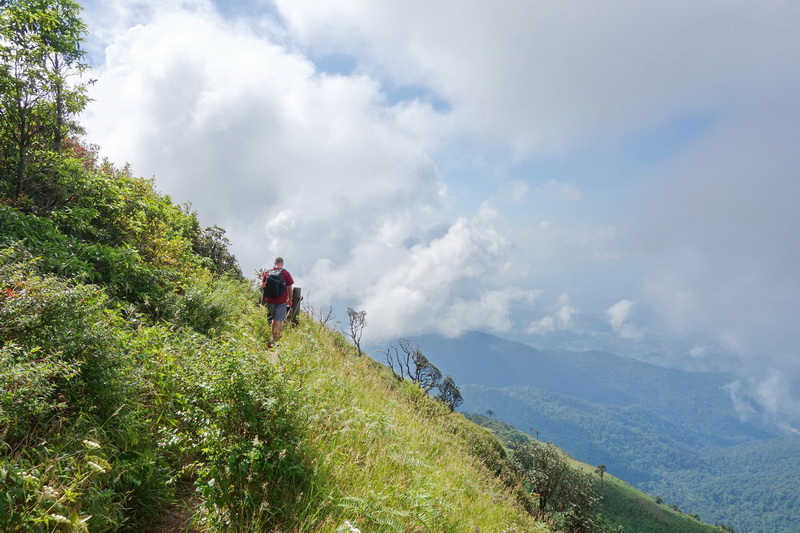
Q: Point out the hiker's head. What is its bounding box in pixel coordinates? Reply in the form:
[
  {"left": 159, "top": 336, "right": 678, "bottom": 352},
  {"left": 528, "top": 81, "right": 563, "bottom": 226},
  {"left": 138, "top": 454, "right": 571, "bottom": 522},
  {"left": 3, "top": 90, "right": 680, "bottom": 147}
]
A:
[{"left": 274, "top": 257, "right": 284, "bottom": 267}]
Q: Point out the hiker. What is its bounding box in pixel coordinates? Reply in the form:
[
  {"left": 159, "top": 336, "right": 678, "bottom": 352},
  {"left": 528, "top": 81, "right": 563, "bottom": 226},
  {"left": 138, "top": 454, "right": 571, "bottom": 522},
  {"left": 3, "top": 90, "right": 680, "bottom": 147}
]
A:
[{"left": 262, "top": 256, "right": 295, "bottom": 346}]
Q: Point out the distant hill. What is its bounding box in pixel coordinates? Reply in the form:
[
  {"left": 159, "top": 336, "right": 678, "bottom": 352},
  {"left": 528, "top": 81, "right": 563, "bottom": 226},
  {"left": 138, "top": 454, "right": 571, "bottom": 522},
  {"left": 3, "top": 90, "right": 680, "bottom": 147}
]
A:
[
  {"left": 411, "top": 331, "right": 800, "bottom": 533},
  {"left": 465, "top": 414, "right": 730, "bottom": 533}
]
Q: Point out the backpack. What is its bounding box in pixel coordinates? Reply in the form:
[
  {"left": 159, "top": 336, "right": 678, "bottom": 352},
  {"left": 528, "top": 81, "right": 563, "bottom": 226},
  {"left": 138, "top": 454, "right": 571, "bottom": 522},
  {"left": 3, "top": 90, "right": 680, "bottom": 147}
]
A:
[{"left": 263, "top": 268, "right": 286, "bottom": 299}]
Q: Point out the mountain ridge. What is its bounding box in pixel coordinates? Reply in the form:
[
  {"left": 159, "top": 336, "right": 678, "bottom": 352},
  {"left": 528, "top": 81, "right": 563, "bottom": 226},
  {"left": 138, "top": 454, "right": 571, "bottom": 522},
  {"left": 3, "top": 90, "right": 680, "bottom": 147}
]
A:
[{"left": 408, "top": 330, "right": 797, "bottom": 532}]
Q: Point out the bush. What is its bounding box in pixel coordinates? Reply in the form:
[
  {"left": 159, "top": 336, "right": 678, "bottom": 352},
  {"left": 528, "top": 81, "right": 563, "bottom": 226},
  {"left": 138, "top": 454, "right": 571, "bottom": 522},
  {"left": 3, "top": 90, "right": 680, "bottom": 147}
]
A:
[
  {"left": 170, "top": 275, "right": 269, "bottom": 338},
  {"left": 0, "top": 247, "right": 174, "bottom": 530},
  {"left": 138, "top": 329, "right": 311, "bottom": 530},
  {"left": 512, "top": 440, "right": 609, "bottom": 532}
]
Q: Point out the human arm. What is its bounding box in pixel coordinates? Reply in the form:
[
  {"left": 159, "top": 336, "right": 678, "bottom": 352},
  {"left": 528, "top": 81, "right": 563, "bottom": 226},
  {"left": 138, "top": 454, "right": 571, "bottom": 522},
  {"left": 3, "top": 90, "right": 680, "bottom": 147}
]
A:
[{"left": 286, "top": 284, "right": 294, "bottom": 307}]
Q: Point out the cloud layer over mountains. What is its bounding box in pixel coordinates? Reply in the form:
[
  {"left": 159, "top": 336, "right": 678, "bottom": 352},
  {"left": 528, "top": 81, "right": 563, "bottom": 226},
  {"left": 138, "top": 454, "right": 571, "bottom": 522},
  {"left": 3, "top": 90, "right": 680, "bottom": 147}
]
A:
[{"left": 81, "top": 0, "right": 800, "bottom": 425}]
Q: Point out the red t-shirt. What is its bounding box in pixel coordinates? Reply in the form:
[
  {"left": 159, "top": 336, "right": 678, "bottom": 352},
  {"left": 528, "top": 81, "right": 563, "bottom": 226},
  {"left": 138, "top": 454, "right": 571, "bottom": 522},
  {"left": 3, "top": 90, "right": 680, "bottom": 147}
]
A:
[{"left": 263, "top": 268, "right": 294, "bottom": 305}]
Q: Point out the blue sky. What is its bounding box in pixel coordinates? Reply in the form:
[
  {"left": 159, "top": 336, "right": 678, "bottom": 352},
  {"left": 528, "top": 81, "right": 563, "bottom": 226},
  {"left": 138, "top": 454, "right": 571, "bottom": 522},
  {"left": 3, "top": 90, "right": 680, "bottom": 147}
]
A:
[{"left": 78, "top": 0, "right": 800, "bottom": 426}]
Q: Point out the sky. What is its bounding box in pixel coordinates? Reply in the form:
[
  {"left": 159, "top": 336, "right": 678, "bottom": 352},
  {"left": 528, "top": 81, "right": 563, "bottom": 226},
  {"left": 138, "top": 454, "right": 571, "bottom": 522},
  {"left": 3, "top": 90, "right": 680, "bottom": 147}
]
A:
[{"left": 77, "top": 0, "right": 800, "bottom": 427}]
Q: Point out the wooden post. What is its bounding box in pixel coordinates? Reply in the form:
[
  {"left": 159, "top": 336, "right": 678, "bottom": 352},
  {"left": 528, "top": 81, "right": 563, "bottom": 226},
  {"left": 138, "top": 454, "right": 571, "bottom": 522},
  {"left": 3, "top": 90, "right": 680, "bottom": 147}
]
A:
[{"left": 288, "top": 287, "right": 302, "bottom": 325}]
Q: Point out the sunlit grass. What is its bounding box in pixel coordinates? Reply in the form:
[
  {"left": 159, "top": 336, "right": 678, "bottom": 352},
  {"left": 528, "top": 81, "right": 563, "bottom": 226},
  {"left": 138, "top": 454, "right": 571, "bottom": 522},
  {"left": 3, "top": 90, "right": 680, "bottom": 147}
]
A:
[
  {"left": 278, "top": 319, "right": 548, "bottom": 532},
  {"left": 570, "top": 460, "right": 724, "bottom": 533}
]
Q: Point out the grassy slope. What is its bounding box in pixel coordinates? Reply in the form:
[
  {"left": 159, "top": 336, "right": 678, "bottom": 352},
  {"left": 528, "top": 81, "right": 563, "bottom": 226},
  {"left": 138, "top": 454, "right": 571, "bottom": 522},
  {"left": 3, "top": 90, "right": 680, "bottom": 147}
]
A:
[
  {"left": 571, "top": 462, "right": 725, "bottom": 533},
  {"left": 271, "top": 319, "right": 548, "bottom": 532},
  {"left": 466, "top": 415, "right": 726, "bottom": 533}
]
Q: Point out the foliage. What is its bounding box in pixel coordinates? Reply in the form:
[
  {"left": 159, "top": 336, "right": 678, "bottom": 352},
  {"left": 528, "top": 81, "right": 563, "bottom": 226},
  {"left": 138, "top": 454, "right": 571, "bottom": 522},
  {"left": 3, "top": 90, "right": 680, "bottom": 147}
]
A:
[
  {"left": 644, "top": 436, "right": 800, "bottom": 533},
  {"left": 0, "top": 144, "right": 250, "bottom": 322},
  {"left": 143, "top": 326, "right": 310, "bottom": 530},
  {"left": 345, "top": 307, "right": 366, "bottom": 356},
  {"left": 0, "top": 244, "right": 291, "bottom": 531},
  {"left": 189, "top": 222, "right": 243, "bottom": 279},
  {"left": 436, "top": 375, "right": 463, "bottom": 411},
  {"left": 0, "top": 249, "right": 171, "bottom": 530},
  {"left": 467, "top": 413, "right": 728, "bottom": 533},
  {"left": 0, "top": 0, "right": 90, "bottom": 204},
  {"left": 512, "top": 440, "right": 609, "bottom": 532},
  {"left": 458, "top": 379, "right": 796, "bottom": 532}
]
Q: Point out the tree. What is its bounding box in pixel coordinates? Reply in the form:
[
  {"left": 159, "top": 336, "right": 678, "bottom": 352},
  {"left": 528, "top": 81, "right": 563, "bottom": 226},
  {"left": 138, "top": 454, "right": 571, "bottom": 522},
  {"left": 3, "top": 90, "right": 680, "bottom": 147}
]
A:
[
  {"left": 399, "top": 338, "right": 441, "bottom": 392},
  {"left": 191, "top": 224, "right": 243, "bottom": 279},
  {"left": 385, "top": 340, "right": 462, "bottom": 410},
  {"left": 0, "top": 0, "right": 90, "bottom": 203},
  {"left": 346, "top": 307, "right": 367, "bottom": 355},
  {"left": 595, "top": 464, "right": 607, "bottom": 487},
  {"left": 384, "top": 338, "right": 443, "bottom": 393},
  {"left": 411, "top": 348, "right": 441, "bottom": 393},
  {"left": 437, "top": 375, "right": 463, "bottom": 411},
  {"left": 513, "top": 441, "right": 608, "bottom": 532}
]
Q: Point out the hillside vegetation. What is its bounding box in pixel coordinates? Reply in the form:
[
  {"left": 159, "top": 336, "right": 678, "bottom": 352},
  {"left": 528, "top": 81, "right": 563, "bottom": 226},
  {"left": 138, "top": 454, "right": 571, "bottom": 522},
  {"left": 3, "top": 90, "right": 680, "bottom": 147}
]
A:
[
  {"left": 0, "top": 2, "right": 547, "bottom": 531},
  {"left": 1, "top": 234, "right": 547, "bottom": 531},
  {"left": 465, "top": 415, "right": 730, "bottom": 533}
]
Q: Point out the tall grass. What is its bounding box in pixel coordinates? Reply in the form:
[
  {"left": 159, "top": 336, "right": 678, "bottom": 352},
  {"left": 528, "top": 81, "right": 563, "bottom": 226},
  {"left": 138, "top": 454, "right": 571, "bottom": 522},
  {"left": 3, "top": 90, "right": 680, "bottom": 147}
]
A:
[{"left": 277, "top": 320, "right": 546, "bottom": 532}]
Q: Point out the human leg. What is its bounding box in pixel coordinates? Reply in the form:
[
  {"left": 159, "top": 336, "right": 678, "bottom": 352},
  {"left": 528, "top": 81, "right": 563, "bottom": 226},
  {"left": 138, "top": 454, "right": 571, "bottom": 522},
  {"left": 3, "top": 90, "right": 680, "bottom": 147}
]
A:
[{"left": 266, "top": 303, "right": 288, "bottom": 344}]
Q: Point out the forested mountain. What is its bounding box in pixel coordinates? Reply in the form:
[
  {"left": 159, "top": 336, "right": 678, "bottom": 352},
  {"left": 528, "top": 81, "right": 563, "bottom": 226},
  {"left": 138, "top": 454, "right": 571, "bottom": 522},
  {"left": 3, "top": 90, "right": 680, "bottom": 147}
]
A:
[{"left": 411, "top": 331, "right": 800, "bottom": 533}]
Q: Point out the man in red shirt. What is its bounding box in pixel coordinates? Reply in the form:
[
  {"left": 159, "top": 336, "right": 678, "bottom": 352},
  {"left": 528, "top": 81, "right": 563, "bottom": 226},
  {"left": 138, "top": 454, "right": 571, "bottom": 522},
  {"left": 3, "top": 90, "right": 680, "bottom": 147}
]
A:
[{"left": 262, "top": 256, "right": 294, "bottom": 347}]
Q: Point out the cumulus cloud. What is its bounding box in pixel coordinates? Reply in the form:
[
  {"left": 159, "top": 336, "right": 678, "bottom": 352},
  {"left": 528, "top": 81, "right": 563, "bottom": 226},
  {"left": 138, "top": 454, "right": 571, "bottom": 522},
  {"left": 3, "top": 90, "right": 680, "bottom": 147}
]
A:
[
  {"left": 82, "top": 0, "right": 450, "bottom": 280},
  {"left": 528, "top": 294, "right": 578, "bottom": 334},
  {"left": 357, "top": 205, "right": 538, "bottom": 341},
  {"left": 606, "top": 299, "right": 642, "bottom": 339},
  {"left": 80, "top": 0, "right": 626, "bottom": 344}
]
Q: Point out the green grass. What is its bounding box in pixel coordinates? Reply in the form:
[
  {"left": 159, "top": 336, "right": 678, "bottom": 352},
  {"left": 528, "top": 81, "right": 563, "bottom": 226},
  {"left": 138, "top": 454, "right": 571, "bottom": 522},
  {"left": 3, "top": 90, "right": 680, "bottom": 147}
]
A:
[
  {"left": 466, "top": 414, "right": 729, "bottom": 533},
  {"left": 274, "top": 320, "right": 547, "bottom": 532},
  {"left": 571, "top": 461, "right": 726, "bottom": 533},
  {"left": 0, "top": 247, "right": 547, "bottom": 531}
]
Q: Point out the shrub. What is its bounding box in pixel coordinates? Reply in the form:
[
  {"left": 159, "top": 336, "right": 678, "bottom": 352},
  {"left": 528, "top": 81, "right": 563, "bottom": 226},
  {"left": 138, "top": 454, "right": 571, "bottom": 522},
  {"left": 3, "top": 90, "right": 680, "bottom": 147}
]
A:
[
  {"left": 145, "top": 331, "right": 312, "bottom": 530},
  {"left": 0, "top": 247, "right": 172, "bottom": 530},
  {"left": 512, "top": 440, "right": 609, "bottom": 532}
]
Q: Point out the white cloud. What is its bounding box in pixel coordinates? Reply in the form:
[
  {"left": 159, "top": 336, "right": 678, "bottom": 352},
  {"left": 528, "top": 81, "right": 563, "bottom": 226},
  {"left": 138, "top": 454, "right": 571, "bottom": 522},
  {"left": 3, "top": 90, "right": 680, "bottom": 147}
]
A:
[
  {"left": 82, "top": 1, "right": 451, "bottom": 282},
  {"left": 357, "top": 205, "right": 538, "bottom": 341},
  {"left": 606, "top": 299, "right": 642, "bottom": 339},
  {"left": 529, "top": 294, "right": 578, "bottom": 334},
  {"left": 274, "top": 0, "right": 800, "bottom": 155},
  {"left": 726, "top": 368, "right": 800, "bottom": 426}
]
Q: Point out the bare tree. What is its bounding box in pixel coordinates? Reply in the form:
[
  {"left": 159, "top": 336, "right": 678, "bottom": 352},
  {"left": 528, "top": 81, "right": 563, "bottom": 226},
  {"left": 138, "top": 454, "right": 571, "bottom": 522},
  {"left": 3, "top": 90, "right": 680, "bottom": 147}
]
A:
[
  {"left": 385, "top": 338, "right": 413, "bottom": 381},
  {"left": 346, "top": 307, "right": 367, "bottom": 355},
  {"left": 385, "top": 339, "right": 459, "bottom": 407},
  {"left": 300, "top": 291, "right": 335, "bottom": 327},
  {"left": 396, "top": 338, "right": 441, "bottom": 392}
]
